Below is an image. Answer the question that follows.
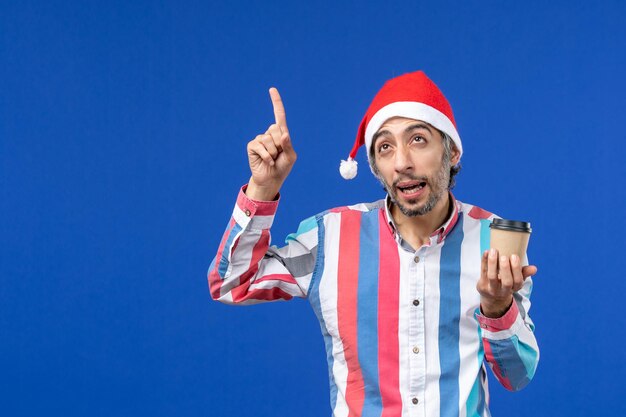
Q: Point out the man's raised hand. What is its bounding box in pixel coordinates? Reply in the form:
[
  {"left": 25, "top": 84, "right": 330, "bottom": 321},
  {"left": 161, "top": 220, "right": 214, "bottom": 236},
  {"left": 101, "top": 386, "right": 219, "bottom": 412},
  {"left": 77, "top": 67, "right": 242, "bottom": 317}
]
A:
[{"left": 246, "top": 87, "right": 297, "bottom": 201}]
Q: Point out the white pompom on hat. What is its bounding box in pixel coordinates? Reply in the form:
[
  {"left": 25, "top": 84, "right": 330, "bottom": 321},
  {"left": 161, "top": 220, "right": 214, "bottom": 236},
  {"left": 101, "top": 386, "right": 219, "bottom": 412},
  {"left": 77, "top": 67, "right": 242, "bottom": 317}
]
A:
[{"left": 340, "top": 71, "right": 463, "bottom": 179}]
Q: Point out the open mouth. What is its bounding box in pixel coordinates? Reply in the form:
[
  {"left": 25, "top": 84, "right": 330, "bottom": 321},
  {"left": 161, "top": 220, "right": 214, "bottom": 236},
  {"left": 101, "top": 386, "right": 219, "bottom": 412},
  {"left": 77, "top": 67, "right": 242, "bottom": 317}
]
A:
[{"left": 396, "top": 180, "right": 427, "bottom": 195}]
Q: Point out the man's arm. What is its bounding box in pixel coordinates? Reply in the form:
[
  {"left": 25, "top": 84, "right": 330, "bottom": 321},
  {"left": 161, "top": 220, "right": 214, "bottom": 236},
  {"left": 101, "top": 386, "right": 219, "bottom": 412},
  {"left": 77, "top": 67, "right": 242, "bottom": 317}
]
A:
[
  {"left": 208, "top": 186, "right": 319, "bottom": 304},
  {"left": 475, "top": 250, "right": 540, "bottom": 391},
  {"left": 208, "top": 87, "right": 315, "bottom": 304}
]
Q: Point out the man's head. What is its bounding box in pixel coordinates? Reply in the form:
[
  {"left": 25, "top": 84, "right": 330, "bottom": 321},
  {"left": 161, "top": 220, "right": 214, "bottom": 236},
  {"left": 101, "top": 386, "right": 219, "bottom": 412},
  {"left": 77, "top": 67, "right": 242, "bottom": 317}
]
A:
[
  {"left": 368, "top": 117, "right": 460, "bottom": 217},
  {"left": 340, "top": 71, "right": 462, "bottom": 184}
]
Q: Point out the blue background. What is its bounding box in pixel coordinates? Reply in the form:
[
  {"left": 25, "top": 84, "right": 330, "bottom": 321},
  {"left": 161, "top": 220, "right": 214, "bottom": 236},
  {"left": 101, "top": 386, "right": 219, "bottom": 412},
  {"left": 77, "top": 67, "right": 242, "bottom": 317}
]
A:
[{"left": 2, "top": 1, "right": 625, "bottom": 416}]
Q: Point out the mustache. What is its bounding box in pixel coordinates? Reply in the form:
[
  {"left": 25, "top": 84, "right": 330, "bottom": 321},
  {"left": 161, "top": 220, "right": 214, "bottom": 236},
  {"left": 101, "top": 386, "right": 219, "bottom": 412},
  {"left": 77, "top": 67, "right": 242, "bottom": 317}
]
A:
[{"left": 392, "top": 175, "right": 429, "bottom": 188}]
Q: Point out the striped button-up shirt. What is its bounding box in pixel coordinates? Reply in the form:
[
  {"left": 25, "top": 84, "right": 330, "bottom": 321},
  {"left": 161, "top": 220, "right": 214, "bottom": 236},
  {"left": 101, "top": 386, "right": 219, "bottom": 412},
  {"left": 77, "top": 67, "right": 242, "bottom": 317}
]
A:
[{"left": 208, "top": 186, "right": 539, "bottom": 417}]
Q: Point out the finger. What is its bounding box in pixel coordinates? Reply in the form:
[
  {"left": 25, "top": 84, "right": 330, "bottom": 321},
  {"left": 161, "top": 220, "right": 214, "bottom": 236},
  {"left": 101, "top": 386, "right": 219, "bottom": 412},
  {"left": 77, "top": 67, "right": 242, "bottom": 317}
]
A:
[
  {"left": 279, "top": 130, "right": 296, "bottom": 159},
  {"left": 258, "top": 134, "right": 279, "bottom": 160},
  {"left": 481, "top": 250, "right": 488, "bottom": 273},
  {"left": 476, "top": 250, "right": 489, "bottom": 293},
  {"left": 479, "top": 250, "right": 488, "bottom": 280},
  {"left": 522, "top": 265, "right": 538, "bottom": 278},
  {"left": 487, "top": 248, "right": 499, "bottom": 287},
  {"left": 499, "top": 255, "right": 513, "bottom": 291},
  {"left": 510, "top": 254, "right": 525, "bottom": 292},
  {"left": 265, "top": 124, "right": 284, "bottom": 153},
  {"left": 269, "top": 87, "right": 288, "bottom": 132},
  {"left": 249, "top": 139, "right": 276, "bottom": 166}
]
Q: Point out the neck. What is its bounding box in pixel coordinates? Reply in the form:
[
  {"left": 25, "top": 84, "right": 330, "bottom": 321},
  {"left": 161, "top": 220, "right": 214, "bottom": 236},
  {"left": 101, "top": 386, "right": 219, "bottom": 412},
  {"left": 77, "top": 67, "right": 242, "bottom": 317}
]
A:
[{"left": 390, "top": 193, "right": 452, "bottom": 249}]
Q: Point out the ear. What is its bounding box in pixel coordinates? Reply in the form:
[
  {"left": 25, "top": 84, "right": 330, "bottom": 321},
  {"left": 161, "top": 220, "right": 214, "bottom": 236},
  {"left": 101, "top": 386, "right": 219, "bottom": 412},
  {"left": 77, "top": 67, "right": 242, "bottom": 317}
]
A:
[{"left": 450, "top": 145, "right": 461, "bottom": 166}]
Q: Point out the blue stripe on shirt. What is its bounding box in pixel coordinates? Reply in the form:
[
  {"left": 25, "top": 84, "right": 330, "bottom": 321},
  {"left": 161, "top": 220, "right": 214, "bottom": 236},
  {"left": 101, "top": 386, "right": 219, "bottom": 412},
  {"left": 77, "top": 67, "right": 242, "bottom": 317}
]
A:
[
  {"left": 469, "top": 218, "right": 492, "bottom": 416},
  {"left": 357, "top": 210, "right": 382, "bottom": 417},
  {"left": 439, "top": 214, "right": 464, "bottom": 417},
  {"left": 488, "top": 336, "right": 533, "bottom": 390},
  {"left": 218, "top": 223, "right": 242, "bottom": 278},
  {"left": 306, "top": 216, "right": 339, "bottom": 411},
  {"left": 285, "top": 215, "right": 317, "bottom": 243}
]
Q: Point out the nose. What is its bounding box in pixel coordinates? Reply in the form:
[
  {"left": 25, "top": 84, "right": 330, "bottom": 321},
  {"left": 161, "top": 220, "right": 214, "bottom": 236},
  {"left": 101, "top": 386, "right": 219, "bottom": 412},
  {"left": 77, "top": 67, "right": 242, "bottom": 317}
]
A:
[{"left": 394, "top": 144, "right": 413, "bottom": 174}]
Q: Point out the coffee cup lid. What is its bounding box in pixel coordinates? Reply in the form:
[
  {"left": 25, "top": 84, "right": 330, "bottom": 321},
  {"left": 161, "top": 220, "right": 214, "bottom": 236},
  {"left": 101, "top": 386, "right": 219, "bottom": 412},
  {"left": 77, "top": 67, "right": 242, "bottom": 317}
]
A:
[{"left": 490, "top": 218, "right": 532, "bottom": 233}]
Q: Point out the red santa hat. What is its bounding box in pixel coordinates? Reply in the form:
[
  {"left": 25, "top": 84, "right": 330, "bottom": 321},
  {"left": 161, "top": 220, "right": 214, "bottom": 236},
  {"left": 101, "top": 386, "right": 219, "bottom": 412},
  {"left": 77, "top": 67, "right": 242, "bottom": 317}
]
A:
[{"left": 340, "top": 71, "right": 463, "bottom": 179}]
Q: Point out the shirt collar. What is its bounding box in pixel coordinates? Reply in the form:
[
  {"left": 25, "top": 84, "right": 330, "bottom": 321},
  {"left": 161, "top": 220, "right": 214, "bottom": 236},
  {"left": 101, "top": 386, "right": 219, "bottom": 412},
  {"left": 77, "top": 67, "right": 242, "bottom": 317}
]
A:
[{"left": 383, "top": 192, "right": 460, "bottom": 245}]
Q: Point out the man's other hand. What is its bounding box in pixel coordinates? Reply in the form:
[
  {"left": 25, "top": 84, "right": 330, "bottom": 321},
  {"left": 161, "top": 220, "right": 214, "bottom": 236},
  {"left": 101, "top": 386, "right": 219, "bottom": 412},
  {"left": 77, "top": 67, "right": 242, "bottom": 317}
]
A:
[{"left": 477, "top": 249, "right": 538, "bottom": 318}]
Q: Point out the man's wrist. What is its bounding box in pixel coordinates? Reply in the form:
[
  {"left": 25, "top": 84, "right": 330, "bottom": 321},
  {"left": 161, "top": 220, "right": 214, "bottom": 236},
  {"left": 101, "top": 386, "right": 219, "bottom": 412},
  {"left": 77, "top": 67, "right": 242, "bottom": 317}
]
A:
[
  {"left": 246, "top": 179, "right": 281, "bottom": 201},
  {"left": 480, "top": 296, "right": 513, "bottom": 318}
]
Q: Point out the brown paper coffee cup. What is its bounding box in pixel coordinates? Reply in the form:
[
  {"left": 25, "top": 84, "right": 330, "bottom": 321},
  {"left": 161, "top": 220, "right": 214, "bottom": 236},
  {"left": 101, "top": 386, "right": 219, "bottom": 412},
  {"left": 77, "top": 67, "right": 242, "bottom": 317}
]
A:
[{"left": 489, "top": 219, "right": 531, "bottom": 260}]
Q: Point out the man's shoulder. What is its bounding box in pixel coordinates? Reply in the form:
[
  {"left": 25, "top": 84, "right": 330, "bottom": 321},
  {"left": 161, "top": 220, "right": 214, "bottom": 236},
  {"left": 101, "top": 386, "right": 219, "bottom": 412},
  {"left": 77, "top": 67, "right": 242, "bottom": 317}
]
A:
[
  {"left": 287, "top": 200, "right": 385, "bottom": 243},
  {"left": 455, "top": 199, "right": 499, "bottom": 222}
]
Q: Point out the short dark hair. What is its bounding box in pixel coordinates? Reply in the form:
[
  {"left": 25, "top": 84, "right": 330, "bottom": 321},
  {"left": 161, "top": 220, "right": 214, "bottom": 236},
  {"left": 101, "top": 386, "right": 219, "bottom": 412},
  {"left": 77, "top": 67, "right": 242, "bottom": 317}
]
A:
[
  {"left": 441, "top": 132, "right": 461, "bottom": 190},
  {"left": 368, "top": 129, "right": 461, "bottom": 190}
]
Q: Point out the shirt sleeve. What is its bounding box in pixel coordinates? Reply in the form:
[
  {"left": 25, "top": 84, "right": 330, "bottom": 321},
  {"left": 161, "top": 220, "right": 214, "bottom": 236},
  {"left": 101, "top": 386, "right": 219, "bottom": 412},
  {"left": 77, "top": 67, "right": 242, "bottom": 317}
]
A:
[
  {"left": 207, "top": 186, "right": 319, "bottom": 305},
  {"left": 475, "top": 273, "right": 540, "bottom": 391}
]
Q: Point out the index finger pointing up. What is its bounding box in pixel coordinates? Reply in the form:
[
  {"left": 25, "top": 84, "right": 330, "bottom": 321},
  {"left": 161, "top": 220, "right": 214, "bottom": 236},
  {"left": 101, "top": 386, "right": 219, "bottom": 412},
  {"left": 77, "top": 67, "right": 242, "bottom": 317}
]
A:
[{"left": 269, "top": 87, "right": 288, "bottom": 131}]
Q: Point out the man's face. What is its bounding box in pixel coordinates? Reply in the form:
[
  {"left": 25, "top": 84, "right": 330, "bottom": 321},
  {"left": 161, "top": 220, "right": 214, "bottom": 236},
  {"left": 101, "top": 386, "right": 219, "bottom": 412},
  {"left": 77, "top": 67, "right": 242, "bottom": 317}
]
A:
[{"left": 371, "top": 117, "right": 459, "bottom": 217}]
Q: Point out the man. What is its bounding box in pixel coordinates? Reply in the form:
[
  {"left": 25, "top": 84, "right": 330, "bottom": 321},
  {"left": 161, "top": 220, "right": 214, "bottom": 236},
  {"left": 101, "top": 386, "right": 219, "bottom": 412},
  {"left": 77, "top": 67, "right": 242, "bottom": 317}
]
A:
[{"left": 208, "top": 71, "right": 539, "bottom": 417}]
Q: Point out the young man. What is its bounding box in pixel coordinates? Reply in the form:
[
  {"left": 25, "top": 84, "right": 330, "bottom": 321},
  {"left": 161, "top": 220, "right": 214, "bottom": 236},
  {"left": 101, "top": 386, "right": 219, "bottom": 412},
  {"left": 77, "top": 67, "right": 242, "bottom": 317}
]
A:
[{"left": 208, "top": 71, "right": 539, "bottom": 417}]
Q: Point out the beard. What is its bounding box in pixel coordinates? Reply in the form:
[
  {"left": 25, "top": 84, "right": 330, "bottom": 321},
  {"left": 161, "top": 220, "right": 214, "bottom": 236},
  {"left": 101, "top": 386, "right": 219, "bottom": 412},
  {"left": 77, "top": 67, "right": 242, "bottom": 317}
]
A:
[{"left": 378, "top": 156, "right": 451, "bottom": 217}]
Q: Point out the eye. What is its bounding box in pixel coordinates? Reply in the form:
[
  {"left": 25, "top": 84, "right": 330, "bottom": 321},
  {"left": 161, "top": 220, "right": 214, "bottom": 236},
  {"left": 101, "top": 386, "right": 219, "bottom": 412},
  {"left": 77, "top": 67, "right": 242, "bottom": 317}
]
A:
[
  {"left": 412, "top": 135, "right": 425, "bottom": 143},
  {"left": 378, "top": 143, "right": 391, "bottom": 153}
]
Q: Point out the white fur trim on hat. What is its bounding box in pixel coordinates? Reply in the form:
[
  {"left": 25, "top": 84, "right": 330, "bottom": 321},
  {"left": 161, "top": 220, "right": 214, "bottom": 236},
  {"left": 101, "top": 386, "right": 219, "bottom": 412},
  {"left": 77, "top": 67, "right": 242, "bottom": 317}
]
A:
[{"left": 364, "top": 101, "right": 463, "bottom": 159}]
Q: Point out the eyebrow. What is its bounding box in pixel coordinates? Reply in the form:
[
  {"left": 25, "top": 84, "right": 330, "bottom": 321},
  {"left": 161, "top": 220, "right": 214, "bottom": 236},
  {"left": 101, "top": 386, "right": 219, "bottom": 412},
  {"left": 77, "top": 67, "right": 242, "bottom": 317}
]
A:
[{"left": 372, "top": 123, "right": 434, "bottom": 147}]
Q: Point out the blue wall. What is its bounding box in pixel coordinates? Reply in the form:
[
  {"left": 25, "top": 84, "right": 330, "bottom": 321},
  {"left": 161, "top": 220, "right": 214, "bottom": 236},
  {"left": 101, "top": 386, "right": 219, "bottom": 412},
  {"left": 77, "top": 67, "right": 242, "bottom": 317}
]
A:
[{"left": 1, "top": 1, "right": 624, "bottom": 415}]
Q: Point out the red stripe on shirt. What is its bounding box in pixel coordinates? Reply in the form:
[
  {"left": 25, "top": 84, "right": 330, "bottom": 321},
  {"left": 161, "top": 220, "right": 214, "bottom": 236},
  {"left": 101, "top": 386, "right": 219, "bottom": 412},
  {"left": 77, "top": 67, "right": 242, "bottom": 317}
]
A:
[
  {"left": 208, "top": 267, "right": 223, "bottom": 300},
  {"left": 377, "top": 209, "right": 402, "bottom": 416},
  {"left": 468, "top": 206, "right": 493, "bottom": 220},
  {"left": 253, "top": 200, "right": 279, "bottom": 216},
  {"left": 482, "top": 338, "right": 513, "bottom": 391},
  {"left": 229, "top": 229, "right": 295, "bottom": 302},
  {"left": 230, "top": 269, "right": 295, "bottom": 302},
  {"left": 208, "top": 217, "right": 236, "bottom": 299},
  {"left": 237, "top": 186, "right": 279, "bottom": 216},
  {"left": 255, "top": 273, "right": 298, "bottom": 285},
  {"left": 231, "top": 228, "right": 271, "bottom": 292},
  {"left": 476, "top": 301, "right": 519, "bottom": 332},
  {"left": 337, "top": 211, "right": 365, "bottom": 416},
  {"left": 232, "top": 285, "right": 294, "bottom": 302},
  {"left": 439, "top": 196, "right": 460, "bottom": 242},
  {"left": 251, "top": 229, "right": 271, "bottom": 268}
]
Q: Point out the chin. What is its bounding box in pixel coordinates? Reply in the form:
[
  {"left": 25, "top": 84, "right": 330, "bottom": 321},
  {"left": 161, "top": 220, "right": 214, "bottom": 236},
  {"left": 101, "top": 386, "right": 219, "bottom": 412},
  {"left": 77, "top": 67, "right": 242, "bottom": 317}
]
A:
[
  {"left": 396, "top": 191, "right": 443, "bottom": 217},
  {"left": 395, "top": 201, "right": 433, "bottom": 217}
]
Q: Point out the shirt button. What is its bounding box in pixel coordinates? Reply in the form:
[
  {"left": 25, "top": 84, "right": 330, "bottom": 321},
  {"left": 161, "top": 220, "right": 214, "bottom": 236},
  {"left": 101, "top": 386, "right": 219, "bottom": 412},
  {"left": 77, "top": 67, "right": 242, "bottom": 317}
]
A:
[
  {"left": 412, "top": 398, "right": 419, "bottom": 405},
  {"left": 244, "top": 209, "right": 251, "bottom": 217},
  {"left": 413, "top": 256, "right": 420, "bottom": 263},
  {"left": 413, "top": 346, "right": 420, "bottom": 354},
  {"left": 413, "top": 299, "right": 420, "bottom": 306}
]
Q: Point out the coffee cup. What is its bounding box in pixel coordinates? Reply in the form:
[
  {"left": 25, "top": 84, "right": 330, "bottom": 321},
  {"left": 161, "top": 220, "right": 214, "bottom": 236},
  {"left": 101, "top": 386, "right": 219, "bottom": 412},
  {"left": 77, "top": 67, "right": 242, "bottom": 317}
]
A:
[{"left": 489, "top": 219, "right": 532, "bottom": 260}]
